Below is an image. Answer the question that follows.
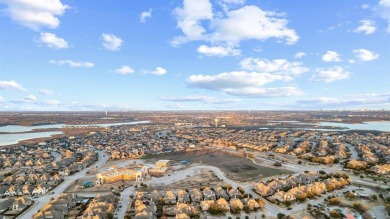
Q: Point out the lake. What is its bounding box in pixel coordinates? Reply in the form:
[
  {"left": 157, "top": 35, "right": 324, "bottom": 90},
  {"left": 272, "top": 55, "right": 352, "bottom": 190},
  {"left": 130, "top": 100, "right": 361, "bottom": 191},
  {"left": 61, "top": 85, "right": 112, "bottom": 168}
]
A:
[
  {"left": 0, "top": 131, "right": 63, "bottom": 146},
  {"left": 0, "top": 121, "right": 150, "bottom": 133},
  {"left": 263, "top": 121, "right": 390, "bottom": 132},
  {"left": 313, "top": 121, "right": 390, "bottom": 132},
  {"left": 0, "top": 121, "right": 150, "bottom": 146}
]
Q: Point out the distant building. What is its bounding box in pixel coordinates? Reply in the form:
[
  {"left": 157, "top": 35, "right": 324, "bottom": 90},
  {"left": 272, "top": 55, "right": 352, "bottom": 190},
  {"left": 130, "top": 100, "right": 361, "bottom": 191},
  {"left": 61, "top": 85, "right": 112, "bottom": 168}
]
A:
[
  {"left": 155, "top": 160, "right": 170, "bottom": 167},
  {"left": 148, "top": 167, "right": 168, "bottom": 176},
  {"left": 96, "top": 164, "right": 148, "bottom": 184}
]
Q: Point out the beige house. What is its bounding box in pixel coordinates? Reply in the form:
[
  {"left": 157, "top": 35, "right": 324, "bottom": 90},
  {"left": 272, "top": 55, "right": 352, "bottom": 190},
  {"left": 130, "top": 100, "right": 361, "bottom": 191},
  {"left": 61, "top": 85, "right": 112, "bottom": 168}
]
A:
[
  {"left": 229, "top": 198, "right": 244, "bottom": 210},
  {"left": 200, "top": 200, "right": 214, "bottom": 211},
  {"left": 216, "top": 198, "right": 230, "bottom": 211},
  {"left": 272, "top": 191, "right": 296, "bottom": 203},
  {"left": 255, "top": 183, "right": 274, "bottom": 197}
]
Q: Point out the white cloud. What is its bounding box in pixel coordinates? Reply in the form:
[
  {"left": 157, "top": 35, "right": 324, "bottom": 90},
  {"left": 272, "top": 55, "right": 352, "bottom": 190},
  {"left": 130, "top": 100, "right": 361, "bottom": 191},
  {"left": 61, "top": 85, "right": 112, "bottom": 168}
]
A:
[
  {"left": 291, "top": 93, "right": 390, "bottom": 109},
  {"left": 68, "top": 102, "right": 134, "bottom": 111},
  {"left": 294, "top": 52, "right": 306, "bottom": 59},
  {"left": 161, "top": 95, "right": 240, "bottom": 104},
  {"left": 0, "top": 99, "right": 139, "bottom": 111},
  {"left": 377, "top": 0, "right": 390, "bottom": 32},
  {"left": 186, "top": 71, "right": 302, "bottom": 97},
  {"left": 380, "top": 0, "right": 390, "bottom": 7},
  {"left": 0, "top": 0, "right": 69, "bottom": 30},
  {"left": 212, "top": 6, "right": 299, "bottom": 45},
  {"left": 148, "top": 67, "right": 167, "bottom": 75},
  {"left": 240, "top": 58, "right": 309, "bottom": 75},
  {"left": 163, "top": 103, "right": 184, "bottom": 109},
  {"left": 310, "top": 66, "right": 350, "bottom": 83},
  {"left": 140, "top": 8, "right": 152, "bottom": 23},
  {"left": 0, "top": 96, "right": 4, "bottom": 102},
  {"left": 353, "top": 49, "right": 379, "bottom": 61},
  {"left": 187, "top": 71, "right": 286, "bottom": 90},
  {"left": 362, "top": 4, "right": 370, "bottom": 9},
  {"left": 172, "top": 0, "right": 213, "bottom": 44},
  {"left": 45, "top": 99, "right": 61, "bottom": 105},
  {"left": 220, "top": 0, "right": 245, "bottom": 5},
  {"left": 223, "top": 87, "right": 303, "bottom": 97},
  {"left": 50, "top": 60, "right": 95, "bottom": 67},
  {"left": 0, "top": 81, "right": 26, "bottom": 91},
  {"left": 197, "top": 44, "right": 241, "bottom": 56},
  {"left": 354, "top": 20, "right": 377, "bottom": 35},
  {"left": 114, "top": 65, "right": 134, "bottom": 75},
  {"left": 24, "top": 95, "right": 37, "bottom": 101},
  {"left": 172, "top": 2, "right": 298, "bottom": 46},
  {"left": 102, "top": 33, "right": 123, "bottom": 51},
  {"left": 161, "top": 95, "right": 212, "bottom": 102},
  {"left": 322, "top": 51, "right": 341, "bottom": 62},
  {"left": 39, "top": 89, "right": 53, "bottom": 95},
  {"left": 217, "top": 0, "right": 246, "bottom": 12},
  {"left": 39, "top": 32, "right": 68, "bottom": 49}
]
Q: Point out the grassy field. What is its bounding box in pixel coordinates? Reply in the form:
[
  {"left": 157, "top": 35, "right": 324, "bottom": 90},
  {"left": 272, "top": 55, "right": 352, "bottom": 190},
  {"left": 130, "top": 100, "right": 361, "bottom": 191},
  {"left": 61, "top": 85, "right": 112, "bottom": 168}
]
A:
[{"left": 143, "top": 150, "right": 293, "bottom": 182}]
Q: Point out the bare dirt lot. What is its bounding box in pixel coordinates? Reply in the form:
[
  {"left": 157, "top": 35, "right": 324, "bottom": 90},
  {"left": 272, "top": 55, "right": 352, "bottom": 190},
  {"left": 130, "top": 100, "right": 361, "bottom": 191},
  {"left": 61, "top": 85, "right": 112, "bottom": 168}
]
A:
[
  {"left": 145, "top": 169, "right": 225, "bottom": 191},
  {"left": 143, "top": 150, "right": 293, "bottom": 182}
]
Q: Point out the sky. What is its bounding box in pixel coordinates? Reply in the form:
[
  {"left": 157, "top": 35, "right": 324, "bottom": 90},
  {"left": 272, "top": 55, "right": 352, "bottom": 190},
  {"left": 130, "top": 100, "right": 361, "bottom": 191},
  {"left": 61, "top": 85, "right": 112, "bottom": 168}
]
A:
[{"left": 0, "top": 0, "right": 389, "bottom": 111}]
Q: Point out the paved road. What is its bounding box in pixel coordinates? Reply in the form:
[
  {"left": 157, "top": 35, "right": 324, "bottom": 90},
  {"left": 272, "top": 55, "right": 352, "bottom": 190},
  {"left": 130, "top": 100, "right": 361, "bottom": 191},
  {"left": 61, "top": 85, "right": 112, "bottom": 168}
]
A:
[
  {"left": 18, "top": 151, "right": 109, "bottom": 219},
  {"left": 369, "top": 206, "right": 386, "bottom": 219},
  {"left": 116, "top": 186, "right": 135, "bottom": 219},
  {"left": 51, "top": 151, "right": 62, "bottom": 162},
  {"left": 344, "top": 142, "right": 358, "bottom": 160}
]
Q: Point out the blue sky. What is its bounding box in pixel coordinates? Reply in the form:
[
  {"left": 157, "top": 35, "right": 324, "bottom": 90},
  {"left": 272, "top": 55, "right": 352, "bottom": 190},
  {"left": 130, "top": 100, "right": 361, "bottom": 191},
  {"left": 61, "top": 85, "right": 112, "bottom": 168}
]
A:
[{"left": 0, "top": 0, "right": 389, "bottom": 111}]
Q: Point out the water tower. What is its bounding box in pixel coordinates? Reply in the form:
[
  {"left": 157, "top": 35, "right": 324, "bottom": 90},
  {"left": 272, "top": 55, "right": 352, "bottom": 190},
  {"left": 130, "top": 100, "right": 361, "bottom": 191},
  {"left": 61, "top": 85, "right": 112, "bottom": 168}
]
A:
[{"left": 214, "top": 119, "right": 219, "bottom": 128}]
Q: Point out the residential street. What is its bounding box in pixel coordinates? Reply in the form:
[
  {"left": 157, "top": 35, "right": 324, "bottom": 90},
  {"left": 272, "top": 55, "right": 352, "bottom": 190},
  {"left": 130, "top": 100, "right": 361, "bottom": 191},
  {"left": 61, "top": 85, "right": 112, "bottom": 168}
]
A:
[{"left": 115, "top": 186, "right": 135, "bottom": 219}]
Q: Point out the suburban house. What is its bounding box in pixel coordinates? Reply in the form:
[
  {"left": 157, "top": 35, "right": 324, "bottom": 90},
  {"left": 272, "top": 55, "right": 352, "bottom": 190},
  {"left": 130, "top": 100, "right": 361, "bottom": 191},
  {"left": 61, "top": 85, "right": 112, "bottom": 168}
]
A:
[
  {"left": 177, "top": 189, "right": 190, "bottom": 203},
  {"left": 202, "top": 187, "right": 216, "bottom": 201},
  {"left": 11, "top": 197, "right": 32, "bottom": 212},
  {"left": 164, "top": 191, "right": 177, "bottom": 204},
  {"left": 216, "top": 198, "right": 230, "bottom": 211},
  {"left": 200, "top": 200, "right": 214, "bottom": 211},
  {"left": 32, "top": 184, "right": 51, "bottom": 196},
  {"left": 189, "top": 189, "right": 202, "bottom": 202}
]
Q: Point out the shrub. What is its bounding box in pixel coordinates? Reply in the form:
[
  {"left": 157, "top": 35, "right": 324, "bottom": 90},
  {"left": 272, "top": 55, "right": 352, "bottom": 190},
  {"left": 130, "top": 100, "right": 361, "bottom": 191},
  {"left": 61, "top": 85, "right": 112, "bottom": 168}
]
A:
[
  {"left": 345, "top": 192, "right": 356, "bottom": 199},
  {"left": 297, "top": 194, "right": 306, "bottom": 202},
  {"left": 209, "top": 204, "right": 227, "bottom": 215},
  {"left": 328, "top": 197, "right": 340, "bottom": 205},
  {"left": 106, "top": 213, "right": 114, "bottom": 219},
  {"left": 243, "top": 205, "right": 250, "bottom": 213},
  {"left": 330, "top": 210, "right": 343, "bottom": 218},
  {"left": 352, "top": 202, "right": 367, "bottom": 213},
  {"left": 231, "top": 206, "right": 241, "bottom": 214}
]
